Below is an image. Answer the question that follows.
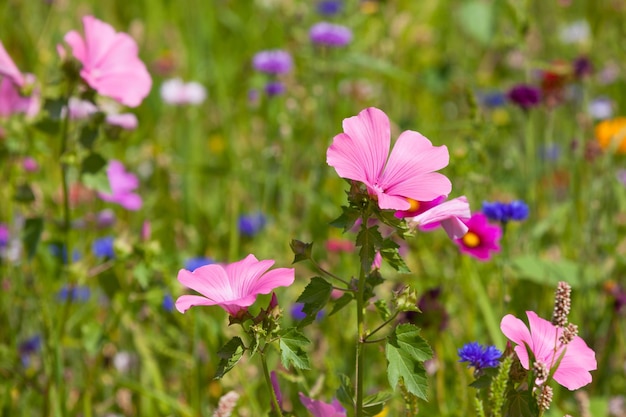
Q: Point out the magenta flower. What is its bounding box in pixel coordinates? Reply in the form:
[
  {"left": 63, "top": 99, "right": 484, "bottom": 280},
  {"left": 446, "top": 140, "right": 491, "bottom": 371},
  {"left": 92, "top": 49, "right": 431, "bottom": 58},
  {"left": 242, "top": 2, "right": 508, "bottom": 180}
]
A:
[
  {"left": 64, "top": 16, "right": 152, "bottom": 107},
  {"left": 0, "top": 41, "right": 39, "bottom": 118},
  {"left": 175, "top": 254, "right": 295, "bottom": 316},
  {"left": 453, "top": 212, "right": 501, "bottom": 260},
  {"left": 327, "top": 107, "right": 451, "bottom": 211},
  {"left": 501, "top": 311, "right": 597, "bottom": 390},
  {"left": 310, "top": 22, "right": 353, "bottom": 47},
  {"left": 406, "top": 196, "right": 471, "bottom": 239},
  {"left": 299, "top": 393, "right": 346, "bottom": 417},
  {"left": 97, "top": 160, "right": 142, "bottom": 210}
]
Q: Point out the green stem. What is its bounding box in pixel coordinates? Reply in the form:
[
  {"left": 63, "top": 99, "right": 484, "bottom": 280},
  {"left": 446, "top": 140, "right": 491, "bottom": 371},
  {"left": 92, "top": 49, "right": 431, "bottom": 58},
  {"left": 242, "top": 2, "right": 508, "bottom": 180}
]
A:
[
  {"left": 355, "top": 263, "right": 365, "bottom": 417},
  {"left": 260, "top": 350, "right": 283, "bottom": 417}
]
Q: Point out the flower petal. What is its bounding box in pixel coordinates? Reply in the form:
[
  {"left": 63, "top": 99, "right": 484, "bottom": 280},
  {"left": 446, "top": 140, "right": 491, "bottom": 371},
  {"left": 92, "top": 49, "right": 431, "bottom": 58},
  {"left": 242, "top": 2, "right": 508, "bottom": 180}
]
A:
[
  {"left": 0, "top": 40, "right": 24, "bottom": 87},
  {"left": 552, "top": 336, "right": 596, "bottom": 390},
  {"left": 177, "top": 265, "right": 233, "bottom": 302},
  {"left": 175, "top": 294, "right": 218, "bottom": 313},
  {"left": 526, "top": 311, "right": 559, "bottom": 364},
  {"left": 500, "top": 313, "right": 532, "bottom": 368}
]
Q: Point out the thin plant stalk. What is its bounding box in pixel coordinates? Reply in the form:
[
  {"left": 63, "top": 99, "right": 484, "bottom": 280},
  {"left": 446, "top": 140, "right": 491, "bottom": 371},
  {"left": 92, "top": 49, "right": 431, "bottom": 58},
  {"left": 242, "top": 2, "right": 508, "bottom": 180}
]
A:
[{"left": 260, "top": 350, "right": 284, "bottom": 417}]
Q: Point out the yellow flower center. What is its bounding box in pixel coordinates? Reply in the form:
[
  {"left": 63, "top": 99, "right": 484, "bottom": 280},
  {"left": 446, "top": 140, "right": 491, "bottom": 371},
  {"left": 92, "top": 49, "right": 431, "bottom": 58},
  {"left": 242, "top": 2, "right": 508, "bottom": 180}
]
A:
[
  {"left": 406, "top": 198, "right": 420, "bottom": 212},
  {"left": 462, "top": 232, "right": 481, "bottom": 248}
]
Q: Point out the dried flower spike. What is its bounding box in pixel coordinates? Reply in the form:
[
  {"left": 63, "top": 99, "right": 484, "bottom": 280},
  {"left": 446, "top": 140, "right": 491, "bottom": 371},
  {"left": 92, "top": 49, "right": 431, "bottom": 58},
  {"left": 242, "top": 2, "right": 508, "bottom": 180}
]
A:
[
  {"left": 212, "top": 391, "right": 240, "bottom": 417},
  {"left": 537, "top": 385, "right": 553, "bottom": 411},
  {"left": 552, "top": 281, "right": 572, "bottom": 327}
]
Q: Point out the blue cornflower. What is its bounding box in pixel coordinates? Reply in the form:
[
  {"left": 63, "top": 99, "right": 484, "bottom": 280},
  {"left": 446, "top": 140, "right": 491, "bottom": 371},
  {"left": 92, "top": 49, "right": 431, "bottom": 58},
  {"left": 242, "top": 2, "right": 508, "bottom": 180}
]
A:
[
  {"left": 184, "top": 256, "right": 215, "bottom": 271},
  {"left": 238, "top": 212, "right": 267, "bottom": 237},
  {"left": 18, "top": 335, "right": 42, "bottom": 367},
  {"left": 92, "top": 236, "right": 115, "bottom": 259},
  {"left": 458, "top": 342, "right": 502, "bottom": 370},
  {"left": 57, "top": 285, "right": 91, "bottom": 302},
  {"left": 482, "top": 200, "right": 529, "bottom": 223},
  {"left": 291, "top": 303, "right": 324, "bottom": 321},
  {"left": 162, "top": 294, "right": 175, "bottom": 312},
  {"left": 49, "top": 243, "right": 81, "bottom": 264},
  {"left": 317, "top": 0, "right": 343, "bottom": 16},
  {"left": 480, "top": 91, "right": 507, "bottom": 108}
]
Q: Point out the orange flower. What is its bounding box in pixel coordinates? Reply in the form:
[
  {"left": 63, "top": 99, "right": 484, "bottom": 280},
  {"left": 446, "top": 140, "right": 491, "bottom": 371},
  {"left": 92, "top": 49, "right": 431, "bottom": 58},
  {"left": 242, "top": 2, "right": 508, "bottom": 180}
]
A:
[{"left": 595, "top": 117, "right": 626, "bottom": 153}]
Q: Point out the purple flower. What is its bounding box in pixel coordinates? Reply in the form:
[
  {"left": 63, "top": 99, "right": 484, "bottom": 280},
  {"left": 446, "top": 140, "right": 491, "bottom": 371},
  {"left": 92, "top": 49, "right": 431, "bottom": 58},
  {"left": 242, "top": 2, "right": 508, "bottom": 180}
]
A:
[
  {"left": 291, "top": 303, "right": 325, "bottom": 321},
  {"left": 264, "top": 81, "right": 285, "bottom": 96},
  {"left": 507, "top": 84, "right": 542, "bottom": 109},
  {"left": 22, "top": 157, "right": 39, "bottom": 172},
  {"left": 310, "top": 22, "right": 353, "bottom": 47},
  {"left": 238, "top": 212, "right": 266, "bottom": 237},
  {"left": 96, "top": 209, "right": 116, "bottom": 228},
  {"left": 252, "top": 50, "right": 293, "bottom": 75},
  {"left": 18, "top": 335, "right": 41, "bottom": 367},
  {"left": 184, "top": 256, "right": 215, "bottom": 272},
  {"left": 92, "top": 236, "right": 115, "bottom": 259},
  {"left": 573, "top": 56, "right": 593, "bottom": 79},
  {"left": 316, "top": 0, "right": 343, "bottom": 16},
  {"left": 0, "top": 223, "right": 8, "bottom": 248},
  {"left": 458, "top": 342, "right": 502, "bottom": 370}
]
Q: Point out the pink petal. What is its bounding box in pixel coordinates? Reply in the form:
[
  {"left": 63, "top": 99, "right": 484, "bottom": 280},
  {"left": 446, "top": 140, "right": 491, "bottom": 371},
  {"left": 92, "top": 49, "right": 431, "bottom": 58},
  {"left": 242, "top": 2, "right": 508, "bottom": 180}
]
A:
[
  {"left": 175, "top": 294, "right": 218, "bottom": 313},
  {"left": 376, "top": 192, "right": 412, "bottom": 211},
  {"left": 117, "top": 193, "right": 142, "bottom": 211},
  {"left": 225, "top": 254, "right": 273, "bottom": 296},
  {"left": 299, "top": 393, "right": 346, "bottom": 417},
  {"left": 526, "top": 311, "right": 560, "bottom": 364},
  {"left": 441, "top": 217, "right": 470, "bottom": 240},
  {"left": 106, "top": 113, "right": 138, "bottom": 130},
  {"left": 500, "top": 314, "right": 532, "bottom": 368},
  {"left": 552, "top": 336, "right": 596, "bottom": 390},
  {"left": 249, "top": 267, "right": 295, "bottom": 294},
  {"left": 407, "top": 196, "right": 470, "bottom": 229},
  {"left": 327, "top": 107, "right": 390, "bottom": 186},
  {"left": 0, "top": 40, "right": 24, "bottom": 87},
  {"left": 177, "top": 266, "right": 233, "bottom": 301}
]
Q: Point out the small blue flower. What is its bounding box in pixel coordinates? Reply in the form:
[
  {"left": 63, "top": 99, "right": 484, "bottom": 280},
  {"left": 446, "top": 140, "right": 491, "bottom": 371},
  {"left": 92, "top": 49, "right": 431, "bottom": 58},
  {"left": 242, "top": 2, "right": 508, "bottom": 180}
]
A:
[
  {"left": 291, "top": 303, "right": 324, "bottom": 321},
  {"left": 458, "top": 342, "right": 502, "bottom": 370},
  {"left": 18, "top": 335, "right": 42, "bottom": 367},
  {"left": 184, "top": 256, "right": 215, "bottom": 271},
  {"left": 92, "top": 236, "right": 115, "bottom": 259},
  {"left": 162, "top": 294, "right": 175, "bottom": 312},
  {"left": 481, "top": 201, "right": 506, "bottom": 222},
  {"left": 238, "top": 212, "right": 267, "bottom": 237},
  {"left": 480, "top": 91, "right": 507, "bottom": 108},
  {"left": 505, "top": 200, "right": 529, "bottom": 221},
  {"left": 49, "top": 243, "right": 81, "bottom": 264},
  {"left": 482, "top": 200, "right": 529, "bottom": 223},
  {"left": 317, "top": 0, "right": 343, "bottom": 16},
  {"left": 57, "top": 285, "right": 91, "bottom": 302}
]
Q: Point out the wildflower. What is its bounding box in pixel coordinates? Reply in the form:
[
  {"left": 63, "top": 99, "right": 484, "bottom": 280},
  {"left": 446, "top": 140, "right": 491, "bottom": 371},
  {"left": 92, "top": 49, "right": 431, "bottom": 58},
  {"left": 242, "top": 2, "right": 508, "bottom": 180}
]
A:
[
  {"left": 559, "top": 20, "right": 590, "bottom": 44},
  {"left": 162, "top": 294, "right": 175, "bottom": 312},
  {"left": 327, "top": 107, "right": 451, "bottom": 211},
  {"left": 57, "top": 285, "right": 90, "bottom": 302},
  {"left": 507, "top": 84, "right": 542, "bottom": 110},
  {"left": 291, "top": 303, "right": 324, "bottom": 321},
  {"left": 316, "top": 0, "right": 343, "bottom": 16},
  {"left": 595, "top": 117, "right": 626, "bottom": 153},
  {"left": 454, "top": 213, "right": 501, "bottom": 261},
  {"left": 0, "top": 223, "right": 8, "bottom": 248},
  {"left": 405, "top": 196, "right": 471, "bottom": 239},
  {"left": 500, "top": 311, "right": 597, "bottom": 390},
  {"left": 105, "top": 113, "right": 138, "bottom": 130},
  {"left": 481, "top": 200, "right": 529, "bottom": 223},
  {"left": 0, "top": 41, "right": 39, "bottom": 117},
  {"left": 184, "top": 256, "right": 215, "bottom": 271},
  {"left": 588, "top": 97, "right": 613, "bottom": 120},
  {"left": 551, "top": 281, "right": 571, "bottom": 327},
  {"left": 92, "top": 236, "right": 115, "bottom": 259},
  {"left": 96, "top": 209, "right": 116, "bottom": 228},
  {"left": 310, "top": 22, "right": 353, "bottom": 47},
  {"left": 67, "top": 97, "right": 98, "bottom": 119},
  {"left": 212, "top": 391, "right": 240, "bottom": 417},
  {"left": 64, "top": 16, "right": 152, "bottom": 107},
  {"left": 160, "top": 78, "right": 207, "bottom": 105},
  {"left": 252, "top": 50, "right": 293, "bottom": 75},
  {"left": 22, "top": 157, "right": 38, "bottom": 172},
  {"left": 175, "top": 254, "right": 295, "bottom": 317},
  {"left": 264, "top": 81, "right": 285, "bottom": 96},
  {"left": 0, "top": 40, "right": 25, "bottom": 86},
  {"left": 537, "top": 385, "right": 553, "bottom": 411},
  {"left": 298, "top": 393, "right": 346, "bottom": 417},
  {"left": 97, "top": 160, "right": 142, "bottom": 210},
  {"left": 238, "top": 212, "right": 266, "bottom": 236},
  {"left": 458, "top": 342, "right": 502, "bottom": 371},
  {"left": 49, "top": 243, "right": 81, "bottom": 264},
  {"left": 479, "top": 91, "right": 507, "bottom": 108},
  {"left": 18, "top": 335, "right": 41, "bottom": 367},
  {"left": 573, "top": 56, "right": 593, "bottom": 79}
]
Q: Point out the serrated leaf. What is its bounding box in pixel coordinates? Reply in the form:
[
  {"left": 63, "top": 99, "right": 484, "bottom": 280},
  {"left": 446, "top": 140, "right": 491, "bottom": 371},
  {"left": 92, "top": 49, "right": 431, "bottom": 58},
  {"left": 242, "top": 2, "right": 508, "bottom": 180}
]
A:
[
  {"left": 279, "top": 328, "right": 310, "bottom": 370},
  {"left": 336, "top": 374, "right": 354, "bottom": 408},
  {"left": 505, "top": 389, "right": 537, "bottom": 417},
  {"left": 356, "top": 225, "right": 383, "bottom": 273},
  {"left": 374, "top": 299, "right": 391, "bottom": 321},
  {"left": 380, "top": 238, "right": 410, "bottom": 273},
  {"left": 386, "top": 324, "right": 432, "bottom": 400},
  {"left": 290, "top": 239, "right": 313, "bottom": 263},
  {"left": 23, "top": 217, "right": 43, "bottom": 260},
  {"left": 81, "top": 153, "right": 107, "bottom": 175},
  {"left": 330, "top": 205, "right": 360, "bottom": 232},
  {"left": 215, "top": 337, "right": 245, "bottom": 379},
  {"left": 296, "top": 277, "right": 332, "bottom": 328},
  {"left": 329, "top": 292, "right": 353, "bottom": 316}
]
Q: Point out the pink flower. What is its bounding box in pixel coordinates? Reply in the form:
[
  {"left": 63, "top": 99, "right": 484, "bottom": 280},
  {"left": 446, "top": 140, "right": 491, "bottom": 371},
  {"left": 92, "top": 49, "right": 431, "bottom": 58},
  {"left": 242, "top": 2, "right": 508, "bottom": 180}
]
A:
[
  {"left": 454, "top": 212, "right": 501, "bottom": 260},
  {"left": 0, "top": 41, "right": 25, "bottom": 87},
  {"left": 160, "top": 78, "right": 207, "bottom": 105},
  {"left": 97, "top": 160, "right": 142, "bottom": 210},
  {"left": 0, "top": 42, "right": 39, "bottom": 118},
  {"left": 64, "top": 16, "right": 152, "bottom": 107},
  {"left": 106, "top": 113, "right": 138, "bottom": 130},
  {"left": 405, "top": 196, "right": 471, "bottom": 239},
  {"left": 327, "top": 107, "right": 451, "bottom": 211},
  {"left": 175, "top": 254, "right": 295, "bottom": 316},
  {"left": 500, "top": 311, "right": 597, "bottom": 390},
  {"left": 298, "top": 393, "right": 346, "bottom": 417}
]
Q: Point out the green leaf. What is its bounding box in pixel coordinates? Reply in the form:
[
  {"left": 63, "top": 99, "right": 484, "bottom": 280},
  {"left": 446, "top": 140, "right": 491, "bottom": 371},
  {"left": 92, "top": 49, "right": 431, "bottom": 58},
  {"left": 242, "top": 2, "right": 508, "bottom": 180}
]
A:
[
  {"left": 363, "top": 391, "right": 392, "bottom": 416},
  {"left": 511, "top": 255, "right": 582, "bottom": 288},
  {"left": 43, "top": 97, "right": 66, "bottom": 120},
  {"left": 13, "top": 183, "right": 35, "bottom": 203},
  {"left": 81, "top": 152, "right": 107, "bottom": 175},
  {"left": 329, "top": 292, "right": 353, "bottom": 316},
  {"left": 374, "top": 299, "right": 391, "bottom": 321},
  {"left": 295, "top": 277, "right": 332, "bottom": 327},
  {"left": 215, "top": 337, "right": 245, "bottom": 379},
  {"left": 290, "top": 239, "right": 313, "bottom": 263},
  {"left": 279, "top": 328, "right": 310, "bottom": 370},
  {"left": 356, "top": 225, "right": 383, "bottom": 273},
  {"left": 336, "top": 374, "right": 354, "bottom": 409},
  {"left": 22, "top": 217, "right": 43, "bottom": 260},
  {"left": 505, "top": 389, "right": 537, "bottom": 417},
  {"left": 385, "top": 324, "right": 433, "bottom": 401},
  {"left": 82, "top": 169, "right": 111, "bottom": 194},
  {"left": 330, "top": 205, "right": 360, "bottom": 232},
  {"left": 34, "top": 117, "right": 60, "bottom": 135},
  {"left": 457, "top": 1, "right": 494, "bottom": 45},
  {"left": 79, "top": 125, "right": 100, "bottom": 149},
  {"left": 380, "top": 238, "right": 410, "bottom": 273}
]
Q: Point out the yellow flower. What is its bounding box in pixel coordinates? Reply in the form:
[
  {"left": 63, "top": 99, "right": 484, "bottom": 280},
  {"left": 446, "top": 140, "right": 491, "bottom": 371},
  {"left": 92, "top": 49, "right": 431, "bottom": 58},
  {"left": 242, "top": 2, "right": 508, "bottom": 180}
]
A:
[{"left": 595, "top": 117, "right": 626, "bottom": 153}]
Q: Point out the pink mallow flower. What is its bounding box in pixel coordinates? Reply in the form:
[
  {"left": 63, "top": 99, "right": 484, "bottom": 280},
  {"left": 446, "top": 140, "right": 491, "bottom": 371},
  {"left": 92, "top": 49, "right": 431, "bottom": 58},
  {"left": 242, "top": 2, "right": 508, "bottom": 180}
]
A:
[
  {"left": 327, "top": 107, "right": 451, "bottom": 211},
  {"left": 0, "top": 40, "right": 25, "bottom": 86},
  {"left": 405, "top": 195, "right": 471, "bottom": 239},
  {"left": 454, "top": 212, "right": 501, "bottom": 260},
  {"left": 299, "top": 393, "right": 346, "bottom": 417},
  {"left": 97, "top": 160, "right": 142, "bottom": 210},
  {"left": 501, "top": 311, "right": 597, "bottom": 390},
  {"left": 175, "top": 254, "right": 295, "bottom": 317},
  {"left": 64, "top": 16, "right": 152, "bottom": 107},
  {"left": 0, "top": 41, "right": 39, "bottom": 118}
]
